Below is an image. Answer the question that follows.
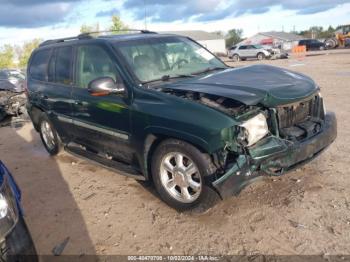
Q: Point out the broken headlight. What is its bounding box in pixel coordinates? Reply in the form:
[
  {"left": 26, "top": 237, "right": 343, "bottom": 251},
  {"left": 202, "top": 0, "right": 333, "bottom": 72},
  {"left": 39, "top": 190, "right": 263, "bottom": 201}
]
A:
[
  {"left": 0, "top": 177, "right": 19, "bottom": 240},
  {"left": 237, "top": 113, "right": 268, "bottom": 146}
]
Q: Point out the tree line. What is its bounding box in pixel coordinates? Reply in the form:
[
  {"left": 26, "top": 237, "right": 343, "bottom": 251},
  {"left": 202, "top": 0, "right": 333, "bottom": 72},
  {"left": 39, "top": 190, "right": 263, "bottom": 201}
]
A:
[
  {"left": 0, "top": 19, "right": 343, "bottom": 69},
  {"left": 0, "top": 15, "right": 127, "bottom": 70},
  {"left": 0, "top": 39, "right": 42, "bottom": 69}
]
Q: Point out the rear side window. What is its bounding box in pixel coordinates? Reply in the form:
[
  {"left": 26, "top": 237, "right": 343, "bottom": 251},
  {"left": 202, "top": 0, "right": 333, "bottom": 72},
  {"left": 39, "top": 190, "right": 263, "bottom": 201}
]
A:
[
  {"left": 29, "top": 49, "right": 51, "bottom": 81},
  {"left": 55, "top": 46, "right": 73, "bottom": 85},
  {"left": 239, "top": 46, "right": 247, "bottom": 50}
]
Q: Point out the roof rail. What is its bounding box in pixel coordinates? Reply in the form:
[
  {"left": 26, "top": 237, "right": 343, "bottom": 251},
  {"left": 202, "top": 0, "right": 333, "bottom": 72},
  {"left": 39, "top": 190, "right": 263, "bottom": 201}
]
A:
[
  {"left": 39, "top": 34, "right": 93, "bottom": 47},
  {"left": 85, "top": 29, "right": 157, "bottom": 36},
  {"left": 39, "top": 29, "right": 157, "bottom": 47}
]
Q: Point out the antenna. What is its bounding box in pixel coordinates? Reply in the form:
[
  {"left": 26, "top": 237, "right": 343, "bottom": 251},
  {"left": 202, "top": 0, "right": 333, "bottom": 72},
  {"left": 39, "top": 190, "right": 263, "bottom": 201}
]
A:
[{"left": 144, "top": 0, "right": 147, "bottom": 30}]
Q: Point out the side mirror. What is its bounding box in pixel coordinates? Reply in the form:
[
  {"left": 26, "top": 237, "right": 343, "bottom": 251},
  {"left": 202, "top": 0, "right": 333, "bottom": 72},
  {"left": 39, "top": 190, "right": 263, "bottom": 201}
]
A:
[{"left": 88, "top": 77, "right": 125, "bottom": 96}]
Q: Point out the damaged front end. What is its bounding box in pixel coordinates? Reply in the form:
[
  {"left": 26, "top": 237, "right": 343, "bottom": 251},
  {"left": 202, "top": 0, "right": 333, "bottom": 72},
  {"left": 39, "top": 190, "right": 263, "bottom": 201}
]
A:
[
  {"left": 158, "top": 82, "right": 337, "bottom": 199},
  {"left": 0, "top": 91, "right": 27, "bottom": 122},
  {"left": 186, "top": 92, "right": 337, "bottom": 199}
]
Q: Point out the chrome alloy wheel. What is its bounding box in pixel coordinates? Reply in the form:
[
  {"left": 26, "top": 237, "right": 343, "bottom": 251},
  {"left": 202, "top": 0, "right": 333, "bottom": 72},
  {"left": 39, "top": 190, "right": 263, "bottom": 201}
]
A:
[
  {"left": 159, "top": 152, "right": 202, "bottom": 203},
  {"left": 41, "top": 121, "right": 55, "bottom": 150}
]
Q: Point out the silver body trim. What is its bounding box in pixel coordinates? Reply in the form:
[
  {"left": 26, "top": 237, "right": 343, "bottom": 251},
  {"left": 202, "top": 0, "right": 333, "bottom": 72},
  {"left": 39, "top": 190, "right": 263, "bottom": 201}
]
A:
[{"left": 57, "top": 115, "right": 129, "bottom": 140}]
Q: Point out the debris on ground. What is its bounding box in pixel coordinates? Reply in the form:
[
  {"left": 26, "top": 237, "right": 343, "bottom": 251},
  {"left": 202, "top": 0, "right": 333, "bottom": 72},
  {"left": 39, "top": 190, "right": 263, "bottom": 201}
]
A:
[
  {"left": 289, "top": 220, "right": 308, "bottom": 229},
  {"left": 52, "top": 237, "right": 70, "bottom": 256}
]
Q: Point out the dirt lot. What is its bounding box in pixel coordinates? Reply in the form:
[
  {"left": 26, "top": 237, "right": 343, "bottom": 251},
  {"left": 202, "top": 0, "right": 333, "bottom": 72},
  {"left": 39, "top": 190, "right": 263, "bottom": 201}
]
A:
[{"left": 0, "top": 49, "right": 349, "bottom": 256}]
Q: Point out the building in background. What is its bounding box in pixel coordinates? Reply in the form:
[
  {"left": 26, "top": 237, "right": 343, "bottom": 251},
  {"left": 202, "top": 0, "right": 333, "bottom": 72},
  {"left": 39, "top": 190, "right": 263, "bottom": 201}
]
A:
[
  {"left": 239, "top": 31, "right": 303, "bottom": 51},
  {"left": 159, "top": 30, "right": 226, "bottom": 55}
]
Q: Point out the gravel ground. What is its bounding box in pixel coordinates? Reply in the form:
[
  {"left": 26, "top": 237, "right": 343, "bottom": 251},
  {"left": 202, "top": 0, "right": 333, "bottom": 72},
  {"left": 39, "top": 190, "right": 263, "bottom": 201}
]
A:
[{"left": 0, "top": 49, "right": 349, "bottom": 256}]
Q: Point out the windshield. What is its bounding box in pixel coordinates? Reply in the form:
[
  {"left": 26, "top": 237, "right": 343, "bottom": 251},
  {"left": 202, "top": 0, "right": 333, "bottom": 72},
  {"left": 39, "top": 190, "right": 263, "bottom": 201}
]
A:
[
  {"left": 254, "top": 45, "right": 263, "bottom": 49},
  {"left": 114, "top": 36, "right": 226, "bottom": 83}
]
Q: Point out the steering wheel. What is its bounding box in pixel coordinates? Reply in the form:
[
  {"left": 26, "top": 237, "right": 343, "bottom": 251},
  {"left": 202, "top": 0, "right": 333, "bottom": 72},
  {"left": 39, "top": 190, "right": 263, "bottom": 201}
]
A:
[{"left": 171, "top": 59, "right": 189, "bottom": 70}]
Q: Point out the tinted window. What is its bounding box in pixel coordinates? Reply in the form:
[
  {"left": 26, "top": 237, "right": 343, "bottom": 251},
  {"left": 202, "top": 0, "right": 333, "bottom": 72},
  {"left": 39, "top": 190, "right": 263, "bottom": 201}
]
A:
[
  {"left": 76, "top": 45, "right": 118, "bottom": 88},
  {"left": 55, "top": 46, "right": 73, "bottom": 85},
  {"left": 29, "top": 49, "right": 51, "bottom": 81},
  {"left": 238, "top": 46, "right": 247, "bottom": 50},
  {"left": 48, "top": 52, "right": 55, "bottom": 82}
]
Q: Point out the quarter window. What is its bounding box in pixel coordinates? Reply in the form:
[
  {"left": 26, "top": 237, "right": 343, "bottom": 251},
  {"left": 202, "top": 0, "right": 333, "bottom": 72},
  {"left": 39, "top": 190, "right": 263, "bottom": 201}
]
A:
[
  {"left": 76, "top": 45, "right": 118, "bottom": 88},
  {"left": 29, "top": 49, "right": 51, "bottom": 81},
  {"left": 55, "top": 46, "right": 73, "bottom": 85}
]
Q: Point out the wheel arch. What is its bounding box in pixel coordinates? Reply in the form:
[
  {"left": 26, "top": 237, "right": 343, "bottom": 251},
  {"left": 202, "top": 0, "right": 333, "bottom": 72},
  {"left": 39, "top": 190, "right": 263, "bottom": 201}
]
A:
[
  {"left": 142, "top": 130, "right": 211, "bottom": 181},
  {"left": 28, "top": 105, "right": 44, "bottom": 131}
]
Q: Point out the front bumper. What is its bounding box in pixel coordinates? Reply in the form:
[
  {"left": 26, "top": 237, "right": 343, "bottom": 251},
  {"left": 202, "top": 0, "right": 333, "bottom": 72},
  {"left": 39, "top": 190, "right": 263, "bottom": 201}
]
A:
[
  {"left": 1, "top": 216, "right": 38, "bottom": 262},
  {"left": 213, "top": 112, "right": 337, "bottom": 199}
]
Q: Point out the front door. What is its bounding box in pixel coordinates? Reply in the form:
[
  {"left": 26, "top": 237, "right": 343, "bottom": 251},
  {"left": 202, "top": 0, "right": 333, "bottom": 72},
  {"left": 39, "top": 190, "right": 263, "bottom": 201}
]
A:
[
  {"left": 71, "top": 44, "right": 133, "bottom": 163},
  {"left": 245, "top": 45, "right": 257, "bottom": 57},
  {"left": 238, "top": 45, "right": 248, "bottom": 58}
]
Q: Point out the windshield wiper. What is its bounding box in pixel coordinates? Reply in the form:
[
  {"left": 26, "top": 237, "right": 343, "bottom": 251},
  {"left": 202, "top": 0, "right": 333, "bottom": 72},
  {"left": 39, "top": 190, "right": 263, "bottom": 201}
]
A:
[
  {"left": 142, "top": 74, "right": 195, "bottom": 85},
  {"left": 191, "top": 66, "right": 227, "bottom": 75}
]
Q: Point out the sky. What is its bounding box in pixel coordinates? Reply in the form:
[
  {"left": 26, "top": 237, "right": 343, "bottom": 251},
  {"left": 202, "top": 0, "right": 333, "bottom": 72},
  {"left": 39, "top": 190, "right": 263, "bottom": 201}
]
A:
[{"left": 0, "top": 0, "right": 349, "bottom": 45}]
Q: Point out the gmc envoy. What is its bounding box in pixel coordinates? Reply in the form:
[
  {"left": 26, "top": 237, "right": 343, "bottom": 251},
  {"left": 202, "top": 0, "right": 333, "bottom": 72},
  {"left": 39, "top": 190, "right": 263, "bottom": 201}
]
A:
[{"left": 26, "top": 31, "right": 337, "bottom": 210}]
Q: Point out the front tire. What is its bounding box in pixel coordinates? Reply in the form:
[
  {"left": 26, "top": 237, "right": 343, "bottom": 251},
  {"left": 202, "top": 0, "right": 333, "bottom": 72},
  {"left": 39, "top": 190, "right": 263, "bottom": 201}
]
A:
[
  {"left": 38, "top": 113, "right": 62, "bottom": 155},
  {"left": 257, "top": 52, "right": 265, "bottom": 60},
  {"left": 151, "top": 139, "right": 219, "bottom": 211},
  {"left": 232, "top": 54, "right": 240, "bottom": 62}
]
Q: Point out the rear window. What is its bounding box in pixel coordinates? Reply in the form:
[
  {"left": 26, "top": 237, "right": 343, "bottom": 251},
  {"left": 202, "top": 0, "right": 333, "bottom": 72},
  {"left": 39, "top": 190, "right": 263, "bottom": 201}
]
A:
[{"left": 29, "top": 49, "right": 51, "bottom": 81}]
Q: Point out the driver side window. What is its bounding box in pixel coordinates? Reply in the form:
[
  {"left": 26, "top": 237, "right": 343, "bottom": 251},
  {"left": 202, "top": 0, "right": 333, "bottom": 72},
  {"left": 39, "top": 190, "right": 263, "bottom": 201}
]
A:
[{"left": 76, "top": 45, "right": 118, "bottom": 88}]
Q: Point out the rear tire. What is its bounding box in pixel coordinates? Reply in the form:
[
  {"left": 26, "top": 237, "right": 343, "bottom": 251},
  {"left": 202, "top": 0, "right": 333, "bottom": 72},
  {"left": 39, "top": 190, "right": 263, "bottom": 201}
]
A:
[
  {"left": 38, "top": 113, "right": 62, "bottom": 156},
  {"left": 151, "top": 139, "right": 220, "bottom": 211}
]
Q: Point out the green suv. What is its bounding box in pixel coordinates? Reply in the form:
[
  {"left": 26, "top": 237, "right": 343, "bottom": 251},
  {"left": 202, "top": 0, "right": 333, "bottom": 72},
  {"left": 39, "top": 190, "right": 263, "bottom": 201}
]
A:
[{"left": 26, "top": 31, "right": 337, "bottom": 210}]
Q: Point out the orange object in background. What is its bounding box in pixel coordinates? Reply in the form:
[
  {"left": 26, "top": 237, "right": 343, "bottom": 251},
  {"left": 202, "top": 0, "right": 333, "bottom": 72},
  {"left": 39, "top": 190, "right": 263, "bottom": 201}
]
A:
[
  {"left": 292, "top": 45, "right": 306, "bottom": 53},
  {"left": 291, "top": 45, "right": 306, "bottom": 60}
]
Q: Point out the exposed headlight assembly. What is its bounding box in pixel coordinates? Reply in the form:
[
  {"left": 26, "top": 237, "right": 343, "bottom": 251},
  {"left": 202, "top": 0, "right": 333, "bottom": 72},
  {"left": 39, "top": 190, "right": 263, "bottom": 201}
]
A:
[
  {"left": 237, "top": 113, "right": 269, "bottom": 147},
  {"left": 0, "top": 177, "right": 19, "bottom": 240}
]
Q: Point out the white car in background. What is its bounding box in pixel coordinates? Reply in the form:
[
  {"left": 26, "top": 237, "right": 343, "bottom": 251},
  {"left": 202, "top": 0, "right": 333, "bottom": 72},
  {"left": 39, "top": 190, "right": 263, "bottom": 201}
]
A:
[{"left": 228, "top": 44, "right": 271, "bottom": 62}]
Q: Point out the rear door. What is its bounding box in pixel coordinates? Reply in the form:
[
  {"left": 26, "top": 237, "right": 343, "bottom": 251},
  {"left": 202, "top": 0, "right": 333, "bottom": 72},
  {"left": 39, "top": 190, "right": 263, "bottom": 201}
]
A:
[
  {"left": 28, "top": 47, "right": 75, "bottom": 142},
  {"left": 42, "top": 46, "right": 75, "bottom": 141},
  {"left": 70, "top": 43, "right": 133, "bottom": 163}
]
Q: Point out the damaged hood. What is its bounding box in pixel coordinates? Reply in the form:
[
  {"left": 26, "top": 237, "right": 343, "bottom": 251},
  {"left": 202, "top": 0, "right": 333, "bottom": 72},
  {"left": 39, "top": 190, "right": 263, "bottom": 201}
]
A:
[{"left": 162, "top": 64, "right": 319, "bottom": 107}]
